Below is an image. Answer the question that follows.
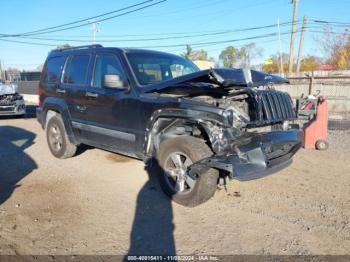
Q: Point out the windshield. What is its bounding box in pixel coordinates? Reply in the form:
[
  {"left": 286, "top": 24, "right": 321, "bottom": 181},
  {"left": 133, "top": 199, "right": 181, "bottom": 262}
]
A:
[{"left": 126, "top": 52, "right": 199, "bottom": 86}]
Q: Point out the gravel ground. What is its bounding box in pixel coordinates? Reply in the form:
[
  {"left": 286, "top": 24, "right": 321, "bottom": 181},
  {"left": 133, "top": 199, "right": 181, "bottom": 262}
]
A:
[
  {"left": 328, "top": 130, "right": 350, "bottom": 152},
  {"left": 0, "top": 117, "right": 349, "bottom": 255}
]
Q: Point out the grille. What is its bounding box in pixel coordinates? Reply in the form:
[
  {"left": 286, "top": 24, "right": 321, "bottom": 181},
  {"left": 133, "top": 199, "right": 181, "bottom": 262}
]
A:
[
  {"left": 0, "top": 95, "right": 15, "bottom": 106},
  {"left": 257, "top": 90, "right": 295, "bottom": 122}
]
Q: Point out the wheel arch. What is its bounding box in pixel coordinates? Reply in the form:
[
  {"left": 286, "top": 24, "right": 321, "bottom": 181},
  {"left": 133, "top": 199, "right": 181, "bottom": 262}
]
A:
[
  {"left": 143, "top": 108, "right": 226, "bottom": 157},
  {"left": 42, "top": 97, "right": 78, "bottom": 145}
]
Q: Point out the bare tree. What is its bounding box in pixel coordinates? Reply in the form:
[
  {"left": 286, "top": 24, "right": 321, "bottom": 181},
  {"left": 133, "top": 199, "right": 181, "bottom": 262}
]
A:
[{"left": 316, "top": 27, "right": 350, "bottom": 69}]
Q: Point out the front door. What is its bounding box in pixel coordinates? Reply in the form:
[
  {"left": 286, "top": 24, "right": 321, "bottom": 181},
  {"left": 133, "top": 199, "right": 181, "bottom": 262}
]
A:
[{"left": 79, "top": 53, "right": 138, "bottom": 155}]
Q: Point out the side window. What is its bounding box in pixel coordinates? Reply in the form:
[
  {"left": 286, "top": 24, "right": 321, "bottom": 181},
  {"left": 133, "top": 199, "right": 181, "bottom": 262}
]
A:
[
  {"left": 42, "top": 56, "right": 65, "bottom": 84},
  {"left": 170, "top": 64, "right": 194, "bottom": 78},
  {"left": 63, "top": 55, "right": 90, "bottom": 85},
  {"left": 93, "top": 54, "right": 126, "bottom": 87}
]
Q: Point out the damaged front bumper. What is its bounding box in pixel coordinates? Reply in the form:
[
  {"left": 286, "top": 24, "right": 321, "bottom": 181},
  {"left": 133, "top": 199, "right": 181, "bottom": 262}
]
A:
[
  {"left": 189, "top": 129, "right": 303, "bottom": 181},
  {"left": 0, "top": 100, "right": 26, "bottom": 116}
]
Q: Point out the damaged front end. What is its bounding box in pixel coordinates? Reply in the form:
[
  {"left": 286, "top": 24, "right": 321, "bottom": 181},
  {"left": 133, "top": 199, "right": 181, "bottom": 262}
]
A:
[
  {"left": 192, "top": 88, "right": 303, "bottom": 181},
  {"left": 0, "top": 84, "right": 26, "bottom": 116},
  {"left": 189, "top": 128, "right": 302, "bottom": 181},
  {"left": 145, "top": 68, "right": 303, "bottom": 181}
]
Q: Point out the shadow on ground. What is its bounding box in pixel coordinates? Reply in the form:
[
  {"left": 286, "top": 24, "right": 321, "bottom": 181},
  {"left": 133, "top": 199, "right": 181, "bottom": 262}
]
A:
[
  {"left": 127, "top": 158, "right": 176, "bottom": 256},
  {"left": 0, "top": 126, "right": 37, "bottom": 205}
]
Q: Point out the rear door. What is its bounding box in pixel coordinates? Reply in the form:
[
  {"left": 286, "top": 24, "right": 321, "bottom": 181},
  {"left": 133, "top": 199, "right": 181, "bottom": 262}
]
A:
[
  {"left": 60, "top": 53, "right": 92, "bottom": 139},
  {"left": 40, "top": 55, "right": 66, "bottom": 105}
]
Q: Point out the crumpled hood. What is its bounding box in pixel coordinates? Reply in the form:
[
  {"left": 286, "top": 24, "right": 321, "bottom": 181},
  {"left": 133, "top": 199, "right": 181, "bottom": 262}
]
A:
[
  {"left": 0, "top": 83, "right": 17, "bottom": 95},
  {"left": 143, "top": 68, "right": 289, "bottom": 94}
]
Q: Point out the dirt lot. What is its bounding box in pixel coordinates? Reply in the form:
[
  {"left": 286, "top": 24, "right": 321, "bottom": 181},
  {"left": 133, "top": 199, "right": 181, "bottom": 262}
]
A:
[{"left": 0, "top": 117, "right": 349, "bottom": 255}]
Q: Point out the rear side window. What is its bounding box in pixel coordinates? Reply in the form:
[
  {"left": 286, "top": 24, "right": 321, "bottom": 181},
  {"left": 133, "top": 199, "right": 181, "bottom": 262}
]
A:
[
  {"left": 63, "top": 55, "right": 90, "bottom": 85},
  {"left": 42, "top": 56, "right": 65, "bottom": 84}
]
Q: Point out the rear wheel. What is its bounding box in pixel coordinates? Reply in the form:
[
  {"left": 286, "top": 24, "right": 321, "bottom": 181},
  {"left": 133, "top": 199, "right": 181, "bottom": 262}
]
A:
[
  {"left": 157, "top": 136, "right": 219, "bottom": 207},
  {"left": 46, "top": 114, "right": 77, "bottom": 159}
]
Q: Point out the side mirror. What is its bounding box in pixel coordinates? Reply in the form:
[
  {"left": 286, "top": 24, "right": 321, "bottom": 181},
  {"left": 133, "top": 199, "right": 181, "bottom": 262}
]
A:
[{"left": 103, "top": 74, "right": 128, "bottom": 90}]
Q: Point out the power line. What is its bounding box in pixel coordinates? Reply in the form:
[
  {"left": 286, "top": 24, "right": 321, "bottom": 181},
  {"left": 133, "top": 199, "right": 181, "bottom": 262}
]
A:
[
  {"left": 0, "top": 38, "right": 57, "bottom": 47},
  {"left": 134, "top": 30, "right": 298, "bottom": 49},
  {"left": 23, "top": 21, "right": 299, "bottom": 38},
  {"left": 19, "top": 0, "right": 154, "bottom": 36},
  {"left": 0, "top": 29, "right": 299, "bottom": 49},
  {"left": 14, "top": 21, "right": 295, "bottom": 43},
  {"left": 0, "top": 0, "right": 166, "bottom": 38}
]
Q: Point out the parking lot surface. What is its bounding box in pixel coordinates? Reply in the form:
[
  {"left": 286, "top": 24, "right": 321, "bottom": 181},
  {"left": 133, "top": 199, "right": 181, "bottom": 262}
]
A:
[{"left": 0, "top": 117, "right": 349, "bottom": 255}]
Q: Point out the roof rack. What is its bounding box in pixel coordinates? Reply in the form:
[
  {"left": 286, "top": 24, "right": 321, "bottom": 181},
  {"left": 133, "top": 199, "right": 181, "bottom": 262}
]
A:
[{"left": 53, "top": 44, "right": 103, "bottom": 52}]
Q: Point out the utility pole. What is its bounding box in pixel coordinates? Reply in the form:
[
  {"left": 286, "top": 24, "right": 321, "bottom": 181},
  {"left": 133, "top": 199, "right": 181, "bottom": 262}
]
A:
[
  {"left": 0, "top": 59, "right": 2, "bottom": 82},
  {"left": 0, "top": 60, "right": 5, "bottom": 82},
  {"left": 288, "top": 0, "right": 299, "bottom": 73},
  {"left": 296, "top": 16, "right": 307, "bottom": 72},
  {"left": 277, "top": 17, "right": 284, "bottom": 76},
  {"left": 89, "top": 20, "right": 100, "bottom": 44}
]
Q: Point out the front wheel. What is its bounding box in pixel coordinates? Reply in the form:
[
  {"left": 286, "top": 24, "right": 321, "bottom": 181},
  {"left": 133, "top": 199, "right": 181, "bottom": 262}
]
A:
[{"left": 157, "top": 136, "right": 219, "bottom": 207}]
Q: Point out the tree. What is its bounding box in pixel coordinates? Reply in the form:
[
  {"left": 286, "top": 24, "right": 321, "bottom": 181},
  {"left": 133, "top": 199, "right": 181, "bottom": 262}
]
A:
[
  {"left": 181, "top": 45, "right": 213, "bottom": 61},
  {"left": 261, "top": 53, "right": 289, "bottom": 73},
  {"left": 300, "top": 55, "right": 321, "bottom": 72},
  {"left": 181, "top": 45, "right": 193, "bottom": 59},
  {"left": 219, "top": 43, "right": 263, "bottom": 68},
  {"left": 219, "top": 46, "right": 239, "bottom": 68},
  {"left": 317, "top": 27, "right": 350, "bottom": 70}
]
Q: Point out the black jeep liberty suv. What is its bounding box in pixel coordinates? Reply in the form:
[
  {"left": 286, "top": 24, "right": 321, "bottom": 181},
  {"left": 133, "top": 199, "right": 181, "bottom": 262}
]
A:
[{"left": 37, "top": 45, "right": 303, "bottom": 207}]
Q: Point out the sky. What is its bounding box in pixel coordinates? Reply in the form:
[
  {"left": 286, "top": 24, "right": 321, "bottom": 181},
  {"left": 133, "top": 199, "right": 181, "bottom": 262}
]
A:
[{"left": 0, "top": 0, "right": 350, "bottom": 70}]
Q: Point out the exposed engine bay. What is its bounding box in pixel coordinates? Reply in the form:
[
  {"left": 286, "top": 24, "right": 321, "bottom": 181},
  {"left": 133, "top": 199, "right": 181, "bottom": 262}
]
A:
[
  {"left": 192, "top": 93, "right": 252, "bottom": 123},
  {"left": 188, "top": 86, "right": 296, "bottom": 130},
  {"left": 145, "top": 68, "right": 296, "bottom": 129}
]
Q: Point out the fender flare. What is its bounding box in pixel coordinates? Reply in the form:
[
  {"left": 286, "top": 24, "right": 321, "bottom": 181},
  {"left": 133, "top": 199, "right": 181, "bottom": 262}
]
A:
[{"left": 42, "top": 97, "right": 78, "bottom": 145}]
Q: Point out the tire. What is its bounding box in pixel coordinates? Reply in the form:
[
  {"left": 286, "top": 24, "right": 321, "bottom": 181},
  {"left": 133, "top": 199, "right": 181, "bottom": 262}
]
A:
[
  {"left": 46, "top": 114, "right": 77, "bottom": 159},
  {"left": 157, "top": 136, "right": 219, "bottom": 207},
  {"left": 315, "top": 140, "right": 329, "bottom": 151}
]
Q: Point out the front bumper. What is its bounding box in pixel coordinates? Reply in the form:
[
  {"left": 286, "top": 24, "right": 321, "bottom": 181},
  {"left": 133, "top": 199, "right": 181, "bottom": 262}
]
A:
[
  {"left": 189, "top": 129, "right": 303, "bottom": 181},
  {"left": 0, "top": 102, "right": 26, "bottom": 116}
]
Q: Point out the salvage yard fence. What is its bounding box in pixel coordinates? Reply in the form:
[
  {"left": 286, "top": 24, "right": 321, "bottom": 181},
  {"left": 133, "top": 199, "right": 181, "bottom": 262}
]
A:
[{"left": 274, "top": 75, "right": 350, "bottom": 130}]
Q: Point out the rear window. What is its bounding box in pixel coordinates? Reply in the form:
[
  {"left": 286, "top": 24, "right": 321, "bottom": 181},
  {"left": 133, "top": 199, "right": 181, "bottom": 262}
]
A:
[
  {"left": 63, "top": 55, "right": 90, "bottom": 85},
  {"left": 42, "top": 56, "right": 65, "bottom": 84}
]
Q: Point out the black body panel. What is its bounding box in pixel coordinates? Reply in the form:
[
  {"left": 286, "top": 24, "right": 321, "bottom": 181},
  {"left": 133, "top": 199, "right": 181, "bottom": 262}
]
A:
[{"left": 36, "top": 46, "right": 302, "bottom": 180}]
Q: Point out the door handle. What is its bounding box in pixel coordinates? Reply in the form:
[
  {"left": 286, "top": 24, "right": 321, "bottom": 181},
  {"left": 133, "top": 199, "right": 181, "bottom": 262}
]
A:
[
  {"left": 85, "top": 92, "right": 98, "bottom": 98},
  {"left": 56, "top": 88, "right": 66, "bottom": 94}
]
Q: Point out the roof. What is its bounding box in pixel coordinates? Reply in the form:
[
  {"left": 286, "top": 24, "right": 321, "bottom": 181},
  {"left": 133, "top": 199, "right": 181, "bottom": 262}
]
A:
[{"left": 49, "top": 44, "right": 181, "bottom": 58}]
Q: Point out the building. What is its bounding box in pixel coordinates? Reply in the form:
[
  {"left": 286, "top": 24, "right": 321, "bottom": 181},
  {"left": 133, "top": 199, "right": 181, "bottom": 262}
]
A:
[{"left": 20, "top": 71, "right": 41, "bottom": 81}]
